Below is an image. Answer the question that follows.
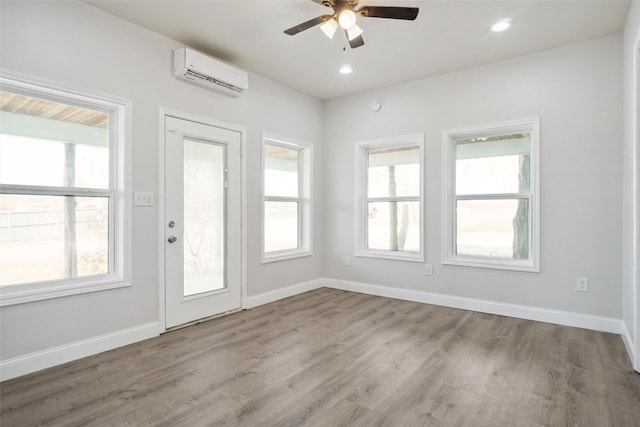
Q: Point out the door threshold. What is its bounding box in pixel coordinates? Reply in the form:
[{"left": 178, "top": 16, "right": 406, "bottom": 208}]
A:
[{"left": 163, "top": 307, "right": 243, "bottom": 333}]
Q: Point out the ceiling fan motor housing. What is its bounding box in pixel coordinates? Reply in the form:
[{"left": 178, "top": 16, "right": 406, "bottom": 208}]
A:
[{"left": 320, "top": 0, "right": 360, "bottom": 8}]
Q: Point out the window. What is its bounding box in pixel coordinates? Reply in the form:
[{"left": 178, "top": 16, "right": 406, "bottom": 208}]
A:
[
  {"left": 356, "top": 134, "right": 424, "bottom": 262},
  {"left": 442, "top": 118, "right": 539, "bottom": 271},
  {"left": 262, "top": 133, "right": 312, "bottom": 262},
  {"left": 0, "top": 73, "right": 131, "bottom": 305}
]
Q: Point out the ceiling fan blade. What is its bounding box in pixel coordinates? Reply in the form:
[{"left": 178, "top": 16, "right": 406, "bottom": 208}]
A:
[
  {"left": 358, "top": 6, "right": 419, "bottom": 20},
  {"left": 284, "top": 15, "right": 333, "bottom": 35},
  {"left": 348, "top": 33, "right": 365, "bottom": 49}
]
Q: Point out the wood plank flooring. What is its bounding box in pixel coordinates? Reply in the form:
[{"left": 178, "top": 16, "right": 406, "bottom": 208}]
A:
[{"left": 2, "top": 288, "right": 640, "bottom": 426}]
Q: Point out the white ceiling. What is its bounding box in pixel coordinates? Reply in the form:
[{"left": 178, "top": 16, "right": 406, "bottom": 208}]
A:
[{"left": 85, "top": 0, "right": 630, "bottom": 100}]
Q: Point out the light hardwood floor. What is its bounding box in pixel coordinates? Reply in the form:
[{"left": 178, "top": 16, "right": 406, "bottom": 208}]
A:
[{"left": 2, "top": 288, "right": 640, "bottom": 426}]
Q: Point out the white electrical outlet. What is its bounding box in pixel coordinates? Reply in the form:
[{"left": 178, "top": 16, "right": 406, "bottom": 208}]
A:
[
  {"left": 134, "top": 191, "right": 154, "bottom": 207},
  {"left": 345, "top": 256, "right": 351, "bottom": 266},
  {"left": 577, "top": 277, "right": 589, "bottom": 292},
  {"left": 425, "top": 264, "right": 433, "bottom": 276}
]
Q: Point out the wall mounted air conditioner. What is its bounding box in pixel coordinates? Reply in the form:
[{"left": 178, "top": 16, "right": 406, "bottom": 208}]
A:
[{"left": 172, "top": 47, "right": 248, "bottom": 97}]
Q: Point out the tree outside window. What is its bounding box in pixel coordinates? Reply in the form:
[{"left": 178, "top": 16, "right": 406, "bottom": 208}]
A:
[{"left": 356, "top": 134, "right": 424, "bottom": 262}]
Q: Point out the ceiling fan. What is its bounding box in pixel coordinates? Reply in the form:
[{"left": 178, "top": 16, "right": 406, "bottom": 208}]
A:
[{"left": 284, "top": 0, "right": 419, "bottom": 49}]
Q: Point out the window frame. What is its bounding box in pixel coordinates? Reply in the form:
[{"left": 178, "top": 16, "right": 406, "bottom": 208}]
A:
[
  {"left": 0, "top": 70, "right": 132, "bottom": 306},
  {"left": 442, "top": 117, "right": 540, "bottom": 272},
  {"left": 355, "top": 134, "right": 425, "bottom": 262},
  {"left": 261, "top": 132, "right": 312, "bottom": 263}
]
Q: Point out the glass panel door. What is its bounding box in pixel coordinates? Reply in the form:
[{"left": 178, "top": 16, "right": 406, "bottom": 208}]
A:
[
  {"left": 164, "top": 116, "right": 242, "bottom": 329},
  {"left": 183, "top": 138, "right": 226, "bottom": 296}
]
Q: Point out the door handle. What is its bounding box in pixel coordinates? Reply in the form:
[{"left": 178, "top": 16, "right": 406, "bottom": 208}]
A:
[{"left": 168, "top": 235, "right": 178, "bottom": 243}]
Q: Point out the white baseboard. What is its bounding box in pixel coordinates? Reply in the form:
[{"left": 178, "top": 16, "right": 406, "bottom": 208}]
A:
[
  {"left": 0, "top": 321, "right": 160, "bottom": 382},
  {"left": 321, "top": 278, "right": 623, "bottom": 334},
  {"left": 244, "top": 278, "right": 324, "bottom": 309},
  {"left": 621, "top": 321, "right": 638, "bottom": 372},
  {"left": 1, "top": 278, "right": 629, "bottom": 382}
]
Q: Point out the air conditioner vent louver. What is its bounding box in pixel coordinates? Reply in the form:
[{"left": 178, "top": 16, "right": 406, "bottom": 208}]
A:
[
  {"left": 184, "top": 69, "right": 242, "bottom": 94},
  {"left": 172, "top": 48, "right": 248, "bottom": 97}
]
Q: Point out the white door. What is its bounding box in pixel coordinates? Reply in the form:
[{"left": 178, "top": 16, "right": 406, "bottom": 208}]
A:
[{"left": 164, "top": 116, "right": 242, "bottom": 329}]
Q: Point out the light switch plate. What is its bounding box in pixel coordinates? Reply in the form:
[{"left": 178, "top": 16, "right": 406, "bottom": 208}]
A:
[{"left": 134, "top": 191, "right": 154, "bottom": 206}]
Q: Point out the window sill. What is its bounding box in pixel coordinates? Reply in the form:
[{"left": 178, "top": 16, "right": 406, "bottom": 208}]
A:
[
  {"left": 355, "top": 250, "right": 424, "bottom": 263},
  {"left": 262, "top": 249, "right": 313, "bottom": 264},
  {"left": 442, "top": 257, "right": 539, "bottom": 272},
  {"left": 0, "top": 275, "right": 132, "bottom": 306}
]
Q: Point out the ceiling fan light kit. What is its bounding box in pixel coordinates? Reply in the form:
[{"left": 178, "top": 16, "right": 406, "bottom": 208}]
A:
[
  {"left": 320, "top": 18, "right": 339, "bottom": 38},
  {"left": 338, "top": 9, "right": 357, "bottom": 29},
  {"left": 284, "top": 0, "right": 419, "bottom": 49},
  {"left": 346, "top": 23, "right": 363, "bottom": 41}
]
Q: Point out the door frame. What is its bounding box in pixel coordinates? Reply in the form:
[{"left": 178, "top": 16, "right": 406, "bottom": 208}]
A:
[
  {"left": 633, "top": 32, "right": 640, "bottom": 372},
  {"left": 158, "top": 107, "right": 247, "bottom": 333}
]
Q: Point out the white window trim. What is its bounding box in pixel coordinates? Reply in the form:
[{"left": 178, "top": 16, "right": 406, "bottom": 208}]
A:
[
  {"left": 0, "top": 69, "right": 132, "bottom": 306},
  {"left": 355, "top": 133, "right": 425, "bottom": 262},
  {"left": 441, "top": 117, "right": 540, "bottom": 272},
  {"left": 261, "top": 132, "right": 313, "bottom": 263}
]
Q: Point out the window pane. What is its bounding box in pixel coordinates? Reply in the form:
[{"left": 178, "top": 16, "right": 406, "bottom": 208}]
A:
[
  {"left": 0, "top": 91, "right": 110, "bottom": 189},
  {"left": 264, "top": 201, "right": 298, "bottom": 252},
  {"left": 368, "top": 146, "right": 420, "bottom": 198},
  {"left": 0, "top": 194, "right": 109, "bottom": 286},
  {"left": 264, "top": 144, "right": 299, "bottom": 198},
  {"left": 183, "top": 139, "right": 225, "bottom": 296},
  {"left": 456, "top": 199, "right": 529, "bottom": 259},
  {"left": 367, "top": 201, "right": 420, "bottom": 252},
  {"left": 455, "top": 133, "right": 529, "bottom": 195}
]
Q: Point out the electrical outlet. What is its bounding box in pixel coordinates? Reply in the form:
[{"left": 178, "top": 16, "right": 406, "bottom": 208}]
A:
[
  {"left": 577, "top": 277, "right": 589, "bottom": 292},
  {"left": 425, "top": 264, "right": 433, "bottom": 276},
  {"left": 345, "top": 256, "right": 351, "bottom": 266}
]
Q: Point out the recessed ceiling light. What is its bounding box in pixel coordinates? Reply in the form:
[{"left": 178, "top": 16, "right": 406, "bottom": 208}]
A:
[
  {"left": 339, "top": 65, "right": 353, "bottom": 75},
  {"left": 491, "top": 20, "right": 511, "bottom": 32}
]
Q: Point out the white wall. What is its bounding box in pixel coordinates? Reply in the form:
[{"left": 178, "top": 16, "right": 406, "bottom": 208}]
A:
[
  {"left": 0, "top": 0, "right": 630, "bottom": 378},
  {"left": 0, "top": 1, "right": 324, "bottom": 362},
  {"left": 622, "top": 0, "right": 640, "bottom": 370},
  {"left": 323, "top": 35, "right": 623, "bottom": 318}
]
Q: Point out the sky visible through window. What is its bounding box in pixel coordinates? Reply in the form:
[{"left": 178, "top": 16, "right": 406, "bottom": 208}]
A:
[
  {"left": 0, "top": 134, "right": 108, "bottom": 190},
  {"left": 454, "top": 133, "right": 530, "bottom": 259},
  {"left": 0, "top": 134, "right": 110, "bottom": 285}
]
